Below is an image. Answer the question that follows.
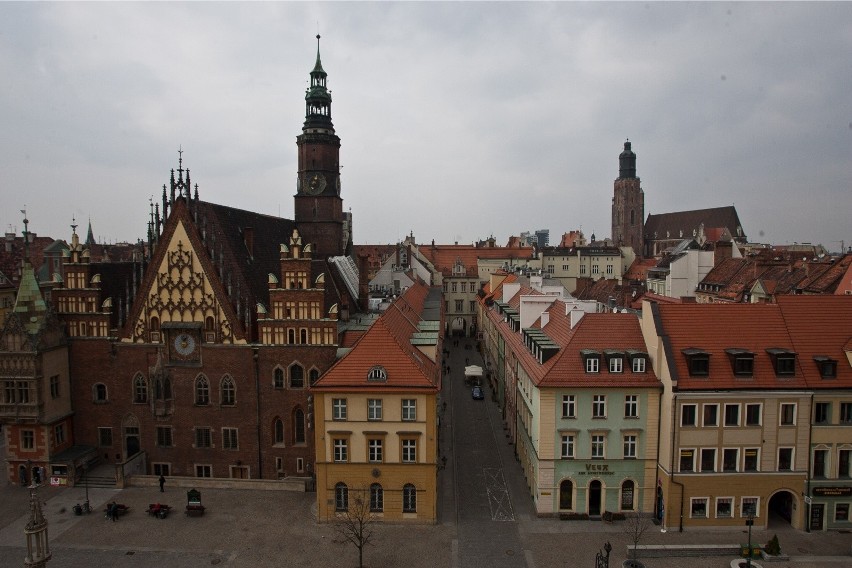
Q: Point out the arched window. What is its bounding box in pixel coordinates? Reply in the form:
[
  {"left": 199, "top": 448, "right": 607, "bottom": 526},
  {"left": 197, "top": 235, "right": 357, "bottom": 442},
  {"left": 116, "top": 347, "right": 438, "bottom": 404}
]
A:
[
  {"left": 195, "top": 376, "right": 210, "bottom": 405},
  {"left": 370, "top": 483, "right": 384, "bottom": 512},
  {"left": 293, "top": 408, "right": 306, "bottom": 444},
  {"left": 630, "top": 209, "right": 635, "bottom": 225},
  {"left": 274, "top": 368, "right": 285, "bottom": 389},
  {"left": 290, "top": 364, "right": 304, "bottom": 389},
  {"left": 621, "top": 480, "right": 635, "bottom": 511},
  {"left": 274, "top": 418, "right": 285, "bottom": 445},
  {"left": 309, "top": 369, "right": 320, "bottom": 385},
  {"left": 335, "top": 482, "right": 348, "bottom": 511},
  {"left": 133, "top": 374, "right": 148, "bottom": 403},
  {"left": 559, "top": 480, "right": 573, "bottom": 510},
  {"left": 94, "top": 383, "right": 107, "bottom": 402},
  {"left": 288, "top": 329, "right": 296, "bottom": 344},
  {"left": 300, "top": 328, "right": 308, "bottom": 343},
  {"left": 403, "top": 484, "right": 417, "bottom": 513},
  {"left": 221, "top": 376, "right": 236, "bottom": 406},
  {"left": 150, "top": 316, "right": 160, "bottom": 330},
  {"left": 162, "top": 377, "right": 172, "bottom": 400}
]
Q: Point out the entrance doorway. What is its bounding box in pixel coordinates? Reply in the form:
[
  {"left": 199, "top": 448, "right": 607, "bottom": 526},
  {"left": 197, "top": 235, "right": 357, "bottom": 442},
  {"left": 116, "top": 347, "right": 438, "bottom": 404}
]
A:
[
  {"left": 768, "top": 490, "right": 794, "bottom": 526},
  {"left": 810, "top": 504, "right": 824, "bottom": 531},
  {"left": 231, "top": 466, "right": 250, "bottom": 479},
  {"left": 588, "top": 480, "right": 602, "bottom": 516}
]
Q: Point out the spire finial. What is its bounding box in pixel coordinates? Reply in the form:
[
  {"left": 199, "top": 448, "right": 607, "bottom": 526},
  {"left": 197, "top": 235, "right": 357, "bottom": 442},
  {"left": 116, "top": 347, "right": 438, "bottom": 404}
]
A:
[{"left": 20, "top": 208, "right": 29, "bottom": 261}]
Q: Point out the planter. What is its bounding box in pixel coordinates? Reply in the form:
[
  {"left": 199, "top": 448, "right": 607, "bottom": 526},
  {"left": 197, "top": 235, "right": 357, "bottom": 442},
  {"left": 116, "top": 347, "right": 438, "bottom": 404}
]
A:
[
  {"left": 760, "top": 551, "right": 790, "bottom": 563},
  {"left": 730, "top": 560, "right": 762, "bottom": 568}
]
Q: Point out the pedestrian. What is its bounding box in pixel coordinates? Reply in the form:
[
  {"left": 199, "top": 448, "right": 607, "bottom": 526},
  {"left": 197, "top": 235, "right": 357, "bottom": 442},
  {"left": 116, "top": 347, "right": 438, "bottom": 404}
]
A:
[
  {"left": 109, "top": 501, "right": 118, "bottom": 522},
  {"left": 159, "top": 474, "right": 166, "bottom": 492}
]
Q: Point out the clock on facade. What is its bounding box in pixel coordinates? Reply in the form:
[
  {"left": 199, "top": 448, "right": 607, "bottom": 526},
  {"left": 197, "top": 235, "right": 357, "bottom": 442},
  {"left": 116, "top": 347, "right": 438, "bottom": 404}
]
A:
[
  {"left": 306, "top": 173, "right": 327, "bottom": 195},
  {"left": 173, "top": 332, "right": 197, "bottom": 358}
]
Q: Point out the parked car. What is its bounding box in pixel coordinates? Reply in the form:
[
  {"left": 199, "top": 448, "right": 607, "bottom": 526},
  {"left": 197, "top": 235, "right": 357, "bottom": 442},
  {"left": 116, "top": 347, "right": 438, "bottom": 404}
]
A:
[{"left": 471, "top": 386, "right": 484, "bottom": 400}]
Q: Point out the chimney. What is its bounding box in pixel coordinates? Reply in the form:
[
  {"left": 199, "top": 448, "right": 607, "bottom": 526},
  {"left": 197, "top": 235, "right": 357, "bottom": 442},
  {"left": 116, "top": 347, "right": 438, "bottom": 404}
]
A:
[{"left": 4, "top": 233, "right": 13, "bottom": 253}]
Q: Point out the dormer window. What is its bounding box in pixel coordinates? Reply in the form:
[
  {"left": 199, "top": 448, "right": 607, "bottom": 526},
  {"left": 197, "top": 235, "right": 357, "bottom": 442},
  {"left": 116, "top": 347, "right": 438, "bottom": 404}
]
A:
[
  {"left": 367, "top": 366, "right": 388, "bottom": 382},
  {"left": 725, "top": 348, "right": 754, "bottom": 377},
  {"left": 626, "top": 350, "right": 648, "bottom": 373},
  {"left": 581, "top": 350, "right": 601, "bottom": 373},
  {"left": 682, "top": 348, "right": 710, "bottom": 377},
  {"left": 604, "top": 350, "right": 624, "bottom": 374},
  {"left": 766, "top": 348, "right": 797, "bottom": 377},
  {"left": 813, "top": 356, "right": 837, "bottom": 379}
]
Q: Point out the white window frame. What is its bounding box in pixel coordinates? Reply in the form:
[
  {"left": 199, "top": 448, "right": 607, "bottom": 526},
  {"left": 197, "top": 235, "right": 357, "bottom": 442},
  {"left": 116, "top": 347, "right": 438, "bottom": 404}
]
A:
[
  {"left": 743, "top": 448, "right": 760, "bottom": 472},
  {"left": 777, "top": 447, "right": 794, "bottom": 471},
  {"left": 368, "top": 399, "right": 383, "bottom": 421},
  {"left": 632, "top": 357, "right": 646, "bottom": 373},
  {"left": 402, "top": 439, "right": 417, "bottom": 463},
  {"left": 333, "top": 439, "right": 348, "bottom": 462},
  {"left": 690, "top": 497, "right": 709, "bottom": 518},
  {"left": 402, "top": 399, "right": 417, "bottom": 421},
  {"left": 722, "top": 448, "right": 739, "bottom": 472},
  {"left": 586, "top": 357, "right": 600, "bottom": 373},
  {"left": 724, "top": 403, "right": 741, "bottom": 427},
  {"left": 623, "top": 435, "right": 637, "bottom": 459},
  {"left": 700, "top": 447, "right": 717, "bottom": 472},
  {"left": 332, "top": 398, "right": 347, "bottom": 420},
  {"left": 779, "top": 402, "right": 796, "bottom": 426},
  {"left": 592, "top": 395, "right": 607, "bottom": 418},
  {"left": 609, "top": 357, "right": 623, "bottom": 373},
  {"left": 624, "top": 395, "right": 638, "bottom": 418},
  {"left": 715, "top": 496, "right": 734, "bottom": 518},
  {"left": 561, "top": 395, "right": 576, "bottom": 418},
  {"left": 702, "top": 403, "right": 719, "bottom": 427},
  {"left": 679, "top": 448, "right": 696, "bottom": 472},
  {"left": 560, "top": 434, "right": 575, "bottom": 459},
  {"left": 681, "top": 404, "right": 697, "bottom": 427},
  {"left": 591, "top": 434, "right": 606, "bottom": 459},
  {"left": 745, "top": 402, "right": 762, "bottom": 426},
  {"left": 740, "top": 496, "right": 760, "bottom": 518},
  {"left": 368, "top": 439, "right": 383, "bottom": 463}
]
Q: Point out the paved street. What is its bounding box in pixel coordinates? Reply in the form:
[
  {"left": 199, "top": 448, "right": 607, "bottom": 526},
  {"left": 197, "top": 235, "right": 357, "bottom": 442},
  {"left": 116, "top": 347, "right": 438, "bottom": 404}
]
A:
[{"left": 0, "top": 336, "right": 851, "bottom": 567}]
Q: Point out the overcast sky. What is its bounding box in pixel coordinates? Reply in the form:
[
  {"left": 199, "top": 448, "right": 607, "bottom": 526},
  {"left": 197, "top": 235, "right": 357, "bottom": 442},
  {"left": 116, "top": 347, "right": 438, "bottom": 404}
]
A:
[{"left": 1, "top": 2, "right": 850, "bottom": 252}]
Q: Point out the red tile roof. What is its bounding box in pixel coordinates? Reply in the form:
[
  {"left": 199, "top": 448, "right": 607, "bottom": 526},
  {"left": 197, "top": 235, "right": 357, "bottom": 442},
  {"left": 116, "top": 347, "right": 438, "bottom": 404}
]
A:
[
  {"left": 418, "top": 243, "right": 535, "bottom": 278},
  {"left": 312, "top": 281, "right": 439, "bottom": 392}
]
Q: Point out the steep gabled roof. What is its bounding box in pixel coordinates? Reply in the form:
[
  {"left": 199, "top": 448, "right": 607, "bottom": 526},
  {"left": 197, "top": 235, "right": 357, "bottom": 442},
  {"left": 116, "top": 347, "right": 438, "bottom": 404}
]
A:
[
  {"left": 313, "top": 282, "right": 439, "bottom": 391},
  {"left": 418, "top": 243, "right": 535, "bottom": 278},
  {"left": 645, "top": 206, "right": 745, "bottom": 242},
  {"left": 776, "top": 295, "right": 852, "bottom": 388},
  {"left": 655, "top": 303, "right": 807, "bottom": 391}
]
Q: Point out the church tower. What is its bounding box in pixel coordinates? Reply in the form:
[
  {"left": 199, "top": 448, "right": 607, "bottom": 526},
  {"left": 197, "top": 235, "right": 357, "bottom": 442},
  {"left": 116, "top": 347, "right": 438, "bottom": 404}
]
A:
[
  {"left": 294, "top": 35, "right": 348, "bottom": 259},
  {"left": 611, "top": 140, "right": 644, "bottom": 256}
]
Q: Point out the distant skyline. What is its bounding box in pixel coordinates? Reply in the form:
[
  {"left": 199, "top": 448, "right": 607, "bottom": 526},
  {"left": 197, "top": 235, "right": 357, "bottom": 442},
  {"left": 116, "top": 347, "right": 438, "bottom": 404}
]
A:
[{"left": 1, "top": 2, "right": 850, "bottom": 252}]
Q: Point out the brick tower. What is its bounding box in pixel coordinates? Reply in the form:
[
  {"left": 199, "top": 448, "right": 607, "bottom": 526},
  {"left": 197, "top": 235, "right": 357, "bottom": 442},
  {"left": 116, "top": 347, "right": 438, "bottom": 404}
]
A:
[{"left": 611, "top": 140, "right": 644, "bottom": 256}]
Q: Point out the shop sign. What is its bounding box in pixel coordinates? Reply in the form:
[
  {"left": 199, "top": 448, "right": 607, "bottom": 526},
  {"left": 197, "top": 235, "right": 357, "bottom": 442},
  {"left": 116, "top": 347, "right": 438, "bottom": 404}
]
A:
[
  {"left": 813, "top": 487, "right": 851, "bottom": 497},
  {"left": 577, "top": 462, "right": 616, "bottom": 475}
]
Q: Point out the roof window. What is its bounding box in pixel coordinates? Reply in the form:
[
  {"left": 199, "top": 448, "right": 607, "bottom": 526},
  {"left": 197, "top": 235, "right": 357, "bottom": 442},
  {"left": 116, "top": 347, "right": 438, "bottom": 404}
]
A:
[
  {"left": 682, "top": 348, "right": 710, "bottom": 377},
  {"left": 725, "top": 348, "right": 754, "bottom": 378},
  {"left": 813, "top": 356, "right": 837, "bottom": 379},
  {"left": 765, "top": 348, "right": 797, "bottom": 378}
]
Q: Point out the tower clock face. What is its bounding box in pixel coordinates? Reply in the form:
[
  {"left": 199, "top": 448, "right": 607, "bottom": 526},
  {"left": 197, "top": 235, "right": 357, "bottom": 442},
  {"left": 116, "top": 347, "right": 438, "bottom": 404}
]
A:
[
  {"left": 171, "top": 331, "right": 199, "bottom": 361},
  {"left": 305, "top": 173, "right": 327, "bottom": 195}
]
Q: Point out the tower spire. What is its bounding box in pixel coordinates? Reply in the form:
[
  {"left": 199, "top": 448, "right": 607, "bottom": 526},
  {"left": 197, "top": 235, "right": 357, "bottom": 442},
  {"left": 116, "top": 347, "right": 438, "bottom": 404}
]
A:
[{"left": 304, "top": 34, "right": 333, "bottom": 131}]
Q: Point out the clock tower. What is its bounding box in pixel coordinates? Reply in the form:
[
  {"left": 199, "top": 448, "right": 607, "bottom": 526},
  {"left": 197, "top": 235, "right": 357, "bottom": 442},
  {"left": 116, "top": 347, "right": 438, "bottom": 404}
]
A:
[{"left": 294, "top": 35, "right": 348, "bottom": 258}]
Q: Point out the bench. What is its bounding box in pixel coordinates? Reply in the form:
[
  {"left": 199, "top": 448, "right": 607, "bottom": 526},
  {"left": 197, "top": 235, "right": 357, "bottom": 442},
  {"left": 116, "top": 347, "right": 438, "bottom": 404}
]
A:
[
  {"left": 146, "top": 503, "right": 171, "bottom": 519},
  {"left": 103, "top": 504, "right": 129, "bottom": 517}
]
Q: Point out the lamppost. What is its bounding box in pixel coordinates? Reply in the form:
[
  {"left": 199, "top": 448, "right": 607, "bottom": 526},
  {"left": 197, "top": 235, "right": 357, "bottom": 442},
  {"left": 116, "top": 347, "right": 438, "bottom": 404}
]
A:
[
  {"left": 745, "top": 513, "right": 755, "bottom": 568},
  {"left": 83, "top": 463, "right": 90, "bottom": 514},
  {"left": 594, "top": 541, "right": 612, "bottom": 568}
]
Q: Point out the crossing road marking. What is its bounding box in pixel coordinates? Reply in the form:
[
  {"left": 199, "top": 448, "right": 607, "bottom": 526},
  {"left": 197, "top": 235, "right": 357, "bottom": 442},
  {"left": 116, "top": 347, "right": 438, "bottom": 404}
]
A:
[{"left": 483, "top": 467, "right": 515, "bottom": 521}]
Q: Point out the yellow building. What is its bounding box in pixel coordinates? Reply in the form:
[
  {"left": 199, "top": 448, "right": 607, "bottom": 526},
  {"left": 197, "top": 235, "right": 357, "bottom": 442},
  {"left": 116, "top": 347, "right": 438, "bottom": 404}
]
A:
[{"left": 313, "top": 282, "right": 442, "bottom": 523}]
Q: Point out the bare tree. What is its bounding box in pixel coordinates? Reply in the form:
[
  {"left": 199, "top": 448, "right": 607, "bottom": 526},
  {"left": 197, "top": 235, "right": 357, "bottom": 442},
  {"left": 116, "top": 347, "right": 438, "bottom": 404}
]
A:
[
  {"left": 333, "top": 487, "right": 377, "bottom": 568},
  {"left": 623, "top": 509, "right": 653, "bottom": 568}
]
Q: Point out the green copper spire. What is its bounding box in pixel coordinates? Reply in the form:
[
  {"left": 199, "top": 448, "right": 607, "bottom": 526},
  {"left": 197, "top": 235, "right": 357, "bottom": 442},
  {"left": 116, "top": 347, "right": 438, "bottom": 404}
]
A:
[{"left": 304, "top": 34, "right": 334, "bottom": 131}]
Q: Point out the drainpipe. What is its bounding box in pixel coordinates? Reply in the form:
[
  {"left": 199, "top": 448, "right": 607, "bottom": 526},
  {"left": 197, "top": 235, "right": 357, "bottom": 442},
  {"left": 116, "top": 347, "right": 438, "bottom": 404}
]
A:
[
  {"left": 254, "top": 348, "right": 262, "bottom": 478},
  {"left": 654, "top": 386, "right": 663, "bottom": 519},
  {"left": 805, "top": 392, "right": 814, "bottom": 532},
  {"left": 670, "top": 394, "right": 684, "bottom": 532}
]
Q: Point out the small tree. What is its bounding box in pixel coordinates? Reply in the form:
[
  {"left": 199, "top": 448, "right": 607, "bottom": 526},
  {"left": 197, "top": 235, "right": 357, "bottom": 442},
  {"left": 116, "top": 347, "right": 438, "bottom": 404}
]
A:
[
  {"left": 333, "top": 487, "right": 377, "bottom": 568},
  {"left": 623, "top": 509, "right": 653, "bottom": 568},
  {"left": 765, "top": 534, "right": 781, "bottom": 556}
]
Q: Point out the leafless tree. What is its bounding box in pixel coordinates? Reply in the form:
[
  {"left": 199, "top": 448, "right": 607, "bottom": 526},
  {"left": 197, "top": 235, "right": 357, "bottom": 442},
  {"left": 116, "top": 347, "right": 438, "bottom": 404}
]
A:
[
  {"left": 623, "top": 509, "right": 652, "bottom": 567},
  {"left": 333, "top": 487, "right": 377, "bottom": 568}
]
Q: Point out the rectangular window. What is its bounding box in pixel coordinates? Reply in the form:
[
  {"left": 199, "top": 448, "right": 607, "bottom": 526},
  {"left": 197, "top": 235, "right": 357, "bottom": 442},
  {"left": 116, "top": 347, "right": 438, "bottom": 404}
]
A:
[
  {"left": 703, "top": 404, "right": 719, "bottom": 427},
  {"left": 50, "top": 375, "right": 60, "bottom": 399},
  {"left": 333, "top": 439, "right": 348, "bottom": 462},
  {"left": 156, "top": 426, "right": 173, "bottom": 447},
  {"left": 741, "top": 497, "right": 759, "bottom": 517},
  {"left": 586, "top": 357, "right": 600, "bottom": 373},
  {"left": 716, "top": 497, "right": 733, "bottom": 518},
  {"left": 680, "top": 449, "right": 695, "bottom": 472},
  {"left": 690, "top": 497, "right": 708, "bottom": 518},
  {"left": 195, "top": 427, "right": 212, "bottom": 448},
  {"left": 744, "top": 448, "right": 759, "bottom": 472},
  {"left": 723, "top": 448, "right": 739, "bottom": 472},
  {"left": 681, "top": 404, "right": 697, "bottom": 427},
  {"left": 367, "top": 399, "right": 383, "bottom": 421},
  {"left": 332, "top": 398, "right": 347, "bottom": 420},
  {"left": 778, "top": 448, "right": 794, "bottom": 471},
  {"left": 368, "top": 439, "right": 383, "bottom": 463},
  {"left": 54, "top": 424, "right": 66, "bottom": 445},
  {"left": 623, "top": 435, "right": 637, "bottom": 459},
  {"left": 745, "top": 403, "right": 761, "bottom": 426},
  {"left": 402, "top": 439, "right": 417, "bottom": 463},
  {"left": 700, "top": 448, "right": 716, "bottom": 472},
  {"left": 839, "top": 449, "right": 851, "bottom": 478},
  {"left": 815, "top": 402, "right": 831, "bottom": 424},
  {"left": 840, "top": 403, "right": 852, "bottom": 424},
  {"left": 779, "top": 403, "right": 795, "bottom": 426},
  {"left": 724, "top": 404, "right": 740, "bottom": 427},
  {"left": 561, "top": 435, "right": 575, "bottom": 459},
  {"left": 222, "top": 428, "right": 238, "bottom": 450},
  {"left": 561, "top": 395, "right": 576, "bottom": 418},
  {"left": 402, "top": 399, "right": 417, "bottom": 421},
  {"left": 733, "top": 356, "right": 754, "bottom": 376},
  {"left": 98, "top": 427, "right": 113, "bottom": 447},
  {"left": 609, "top": 357, "right": 623, "bottom": 373},
  {"left": 195, "top": 465, "right": 212, "bottom": 478},
  {"left": 591, "top": 435, "right": 605, "bottom": 459},
  {"left": 153, "top": 463, "right": 170, "bottom": 477},
  {"left": 455, "top": 299, "right": 463, "bottom": 312},
  {"left": 632, "top": 357, "right": 646, "bottom": 373},
  {"left": 592, "top": 395, "right": 606, "bottom": 418},
  {"left": 836, "top": 503, "right": 850, "bottom": 522},
  {"left": 813, "top": 449, "right": 828, "bottom": 477},
  {"left": 624, "top": 395, "right": 638, "bottom": 418}
]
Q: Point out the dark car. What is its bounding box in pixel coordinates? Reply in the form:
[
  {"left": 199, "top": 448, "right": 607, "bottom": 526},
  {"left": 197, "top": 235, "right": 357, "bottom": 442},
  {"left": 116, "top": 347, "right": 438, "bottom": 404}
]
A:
[{"left": 471, "top": 386, "right": 484, "bottom": 400}]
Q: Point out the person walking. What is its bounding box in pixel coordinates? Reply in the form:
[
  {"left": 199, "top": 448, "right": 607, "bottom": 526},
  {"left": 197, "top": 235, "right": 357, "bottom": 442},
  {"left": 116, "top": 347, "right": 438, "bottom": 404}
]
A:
[{"left": 159, "top": 474, "right": 166, "bottom": 492}]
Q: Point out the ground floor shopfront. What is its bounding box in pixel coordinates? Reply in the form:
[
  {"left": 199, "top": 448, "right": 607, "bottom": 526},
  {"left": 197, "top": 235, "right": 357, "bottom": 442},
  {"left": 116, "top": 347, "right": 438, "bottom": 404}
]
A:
[{"left": 806, "top": 482, "right": 852, "bottom": 531}]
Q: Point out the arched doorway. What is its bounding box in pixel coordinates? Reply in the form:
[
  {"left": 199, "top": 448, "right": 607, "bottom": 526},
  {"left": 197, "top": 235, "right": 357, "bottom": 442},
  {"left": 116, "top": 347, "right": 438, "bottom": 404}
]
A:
[
  {"left": 451, "top": 317, "right": 466, "bottom": 337},
  {"left": 122, "top": 414, "right": 140, "bottom": 459},
  {"left": 588, "top": 480, "right": 602, "bottom": 516},
  {"left": 768, "top": 490, "right": 795, "bottom": 528}
]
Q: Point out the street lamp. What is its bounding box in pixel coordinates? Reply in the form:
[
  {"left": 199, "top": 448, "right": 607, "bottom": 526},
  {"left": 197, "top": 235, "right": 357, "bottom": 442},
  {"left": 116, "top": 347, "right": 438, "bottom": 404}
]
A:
[
  {"left": 594, "top": 540, "right": 612, "bottom": 568},
  {"left": 745, "top": 513, "right": 755, "bottom": 568},
  {"left": 83, "top": 463, "right": 90, "bottom": 514}
]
